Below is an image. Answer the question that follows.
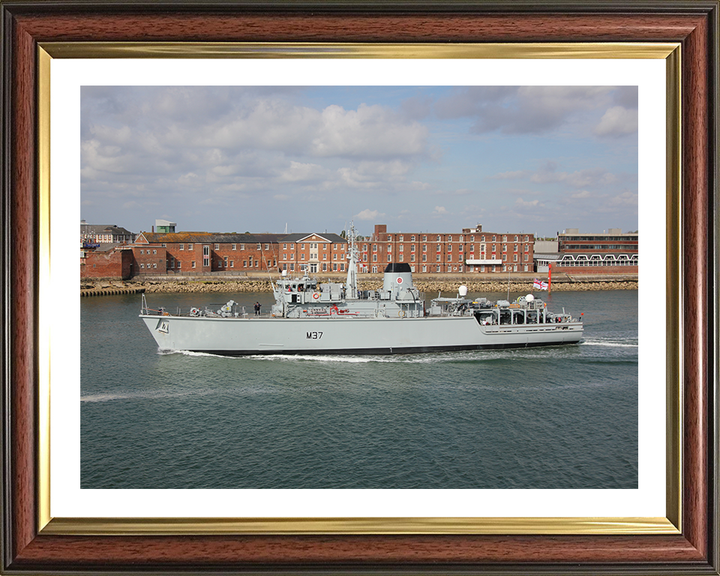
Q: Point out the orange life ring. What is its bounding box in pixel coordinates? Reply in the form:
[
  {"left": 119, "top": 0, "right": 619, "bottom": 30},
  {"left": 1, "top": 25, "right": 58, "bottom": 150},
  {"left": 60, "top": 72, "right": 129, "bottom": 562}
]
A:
[{"left": 313, "top": 292, "right": 320, "bottom": 299}]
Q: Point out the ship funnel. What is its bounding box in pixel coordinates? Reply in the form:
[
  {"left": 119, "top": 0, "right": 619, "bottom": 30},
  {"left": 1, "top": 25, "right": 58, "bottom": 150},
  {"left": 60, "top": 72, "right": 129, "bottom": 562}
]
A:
[
  {"left": 383, "top": 263, "right": 414, "bottom": 292},
  {"left": 458, "top": 285, "right": 468, "bottom": 297}
]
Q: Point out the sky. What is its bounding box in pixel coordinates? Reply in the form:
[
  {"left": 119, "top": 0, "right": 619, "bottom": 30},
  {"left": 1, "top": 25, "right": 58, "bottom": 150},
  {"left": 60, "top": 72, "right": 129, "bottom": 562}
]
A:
[{"left": 81, "top": 85, "right": 638, "bottom": 238}]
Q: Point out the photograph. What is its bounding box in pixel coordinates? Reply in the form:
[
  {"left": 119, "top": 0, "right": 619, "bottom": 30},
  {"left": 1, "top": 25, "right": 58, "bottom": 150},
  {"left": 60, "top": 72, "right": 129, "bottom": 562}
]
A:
[
  {"left": 2, "top": 1, "right": 717, "bottom": 572},
  {"left": 79, "top": 85, "right": 639, "bottom": 491}
]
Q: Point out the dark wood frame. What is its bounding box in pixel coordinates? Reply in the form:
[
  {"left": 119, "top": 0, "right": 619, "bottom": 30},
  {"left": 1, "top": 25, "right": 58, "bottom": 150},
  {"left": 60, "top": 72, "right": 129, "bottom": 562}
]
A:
[{"left": 1, "top": 1, "right": 718, "bottom": 573}]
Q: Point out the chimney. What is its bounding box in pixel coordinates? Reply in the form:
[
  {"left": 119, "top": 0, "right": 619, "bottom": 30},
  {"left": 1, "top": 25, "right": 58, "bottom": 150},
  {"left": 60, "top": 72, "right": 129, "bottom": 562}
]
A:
[{"left": 152, "top": 226, "right": 154, "bottom": 233}]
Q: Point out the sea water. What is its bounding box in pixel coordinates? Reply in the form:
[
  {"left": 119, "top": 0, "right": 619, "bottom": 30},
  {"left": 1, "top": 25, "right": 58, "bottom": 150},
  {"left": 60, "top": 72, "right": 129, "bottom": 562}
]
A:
[{"left": 81, "top": 289, "right": 637, "bottom": 489}]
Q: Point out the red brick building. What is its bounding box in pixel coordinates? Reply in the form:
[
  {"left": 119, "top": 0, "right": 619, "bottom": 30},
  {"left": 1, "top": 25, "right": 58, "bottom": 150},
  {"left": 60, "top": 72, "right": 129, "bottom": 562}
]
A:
[
  {"left": 278, "top": 233, "right": 348, "bottom": 274},
  {"left": 554, "top": 228, "right": 638, "bottom": 274},
  {"left": 367, "top": 224, "right": 534, "bottom": 274},
  {"left": 81, "top": 247, "right": 134, "bottom": 280},
  {"left": 133, "top": 232, "right": 282, "bottom": 275}
]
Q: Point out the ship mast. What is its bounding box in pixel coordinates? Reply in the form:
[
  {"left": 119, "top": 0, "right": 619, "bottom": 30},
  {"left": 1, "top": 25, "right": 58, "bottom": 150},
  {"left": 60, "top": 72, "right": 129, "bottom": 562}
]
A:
[{"left": 346, "top": 221, "right": 359, "bottom": 299}]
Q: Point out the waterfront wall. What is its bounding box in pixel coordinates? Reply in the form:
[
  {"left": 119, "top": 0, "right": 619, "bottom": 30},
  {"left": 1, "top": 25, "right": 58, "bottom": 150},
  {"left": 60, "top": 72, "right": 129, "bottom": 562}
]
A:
[{"left": 81, "top": 272, "right": 637, "bottom": 296}]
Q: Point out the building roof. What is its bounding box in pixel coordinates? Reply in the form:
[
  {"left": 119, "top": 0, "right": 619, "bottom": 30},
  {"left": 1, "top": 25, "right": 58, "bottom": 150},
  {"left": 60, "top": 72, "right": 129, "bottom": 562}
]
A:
[
  {"left": 81, "top": 224, "right": 135, "bottom": 236},
  {"left": 139, "top": 232, "right": 261, "bottom": 244},
  {"left": 137, "top": 231, "right": 347, "bottom": 245},
  {"left": 280, "top": 233, "right": 346, "bottom": 243}
]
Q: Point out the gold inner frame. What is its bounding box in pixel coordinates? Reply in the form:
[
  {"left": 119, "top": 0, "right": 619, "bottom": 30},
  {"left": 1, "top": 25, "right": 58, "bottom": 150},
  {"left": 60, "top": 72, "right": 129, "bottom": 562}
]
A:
[{"left": 36, "top": 42, "right": 682, "bottom": 536}]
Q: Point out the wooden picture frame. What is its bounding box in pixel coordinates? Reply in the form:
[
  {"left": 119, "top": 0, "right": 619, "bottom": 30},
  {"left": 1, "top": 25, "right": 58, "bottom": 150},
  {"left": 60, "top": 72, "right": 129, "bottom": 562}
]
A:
[{"left": 1, "top": 1, "right": 717, "bottom": 573}]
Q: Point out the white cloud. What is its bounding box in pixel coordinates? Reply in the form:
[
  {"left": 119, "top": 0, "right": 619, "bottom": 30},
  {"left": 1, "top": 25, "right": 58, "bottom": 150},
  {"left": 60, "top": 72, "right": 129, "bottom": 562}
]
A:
[
  {"left": 594, "top": 106, "right": 638, "bottom": 137},
  {"left": 433, "top": 206, "right": 449, "bottom": 215},
  {"left": 436, "top": 86, "right": 623, "bottom": 136},
  {"left": 277, "top": 161, "right": 327, "bottom": 183},
  {"left": 354, "top": 209, "right": 385, "bottom": 221},
  {"left": 515, "top": 198, "right": 542, "bottom": 209}
]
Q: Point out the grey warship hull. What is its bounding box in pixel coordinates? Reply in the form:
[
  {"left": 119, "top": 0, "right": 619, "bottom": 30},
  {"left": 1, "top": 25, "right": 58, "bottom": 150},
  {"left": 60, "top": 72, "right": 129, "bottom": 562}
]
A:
[{"left": 140, "top": 313, "right": 583, "bottom": 356}]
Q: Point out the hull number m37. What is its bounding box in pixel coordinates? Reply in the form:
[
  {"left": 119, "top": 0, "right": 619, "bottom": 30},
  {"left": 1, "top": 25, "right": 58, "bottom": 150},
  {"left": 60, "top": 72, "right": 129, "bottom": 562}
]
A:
[{"left": 307, "top": 331, "right": 324, "bottom": 340}]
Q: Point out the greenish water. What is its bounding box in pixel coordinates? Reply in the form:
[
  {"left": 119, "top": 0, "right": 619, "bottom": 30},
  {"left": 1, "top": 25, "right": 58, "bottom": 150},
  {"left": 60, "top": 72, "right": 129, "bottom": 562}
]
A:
[{"left": 81, "top": 290, "right": 637, "bottom": 489}]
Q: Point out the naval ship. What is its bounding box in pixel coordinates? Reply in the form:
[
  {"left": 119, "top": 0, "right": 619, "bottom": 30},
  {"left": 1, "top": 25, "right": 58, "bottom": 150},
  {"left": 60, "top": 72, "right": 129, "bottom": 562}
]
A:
[{"left": 140, "top": 226, "right": 583, "bottom": 355}]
